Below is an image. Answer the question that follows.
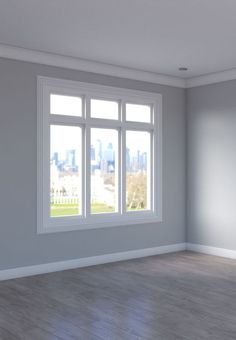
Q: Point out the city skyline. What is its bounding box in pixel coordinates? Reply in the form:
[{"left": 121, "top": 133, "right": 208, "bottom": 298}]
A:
[{"left": 51, "top": 143, "right": 148, "bottom": 173}]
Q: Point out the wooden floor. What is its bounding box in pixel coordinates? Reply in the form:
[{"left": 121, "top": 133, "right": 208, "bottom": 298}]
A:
[{"left": 0, "top": 251, "right": 236, "bottom": 339}]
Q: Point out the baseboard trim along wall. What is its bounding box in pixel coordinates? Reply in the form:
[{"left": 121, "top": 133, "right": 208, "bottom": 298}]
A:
[
  {"left": 187, "top": 243, "right": 236, "bottom": 260},
  {"left": 2, "top": 243, "right": 236, "bottom": 281},
  {"left": 0, "top": 243, "right": 186, "bottom": 281}
]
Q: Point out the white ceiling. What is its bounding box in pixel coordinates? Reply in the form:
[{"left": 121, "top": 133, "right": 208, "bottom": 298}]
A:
[{"left": 1, "top": 0, "right": 236, "bottom": 79}]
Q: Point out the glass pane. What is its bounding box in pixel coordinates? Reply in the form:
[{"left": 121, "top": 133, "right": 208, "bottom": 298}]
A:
[
  {"left": 91, "top": 99, "right": 119, "bottom": 120},
  {"left": 91, "top": 128, "right": 118, "bottom": 213},
  {"left": 126, "top": 103, "right": 151, "bottom": 123},
  {"left": 50, "top": 94, "right": 82, "bottom": 116},
  {"left": 50, "top": 125, "right": 81, "bottom": 217},
  {"left": 126, "top": 131, "right": 151, "bottom": 211}
]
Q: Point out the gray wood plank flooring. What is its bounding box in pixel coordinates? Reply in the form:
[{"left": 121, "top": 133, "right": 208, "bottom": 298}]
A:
[{"left": 0, "top": 251, "right": 236, "bottom": 339}]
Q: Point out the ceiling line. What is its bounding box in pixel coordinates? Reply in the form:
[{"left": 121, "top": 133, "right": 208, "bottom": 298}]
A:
[{"left": 0, "top": 43, "right": 186, "bottom": 88}]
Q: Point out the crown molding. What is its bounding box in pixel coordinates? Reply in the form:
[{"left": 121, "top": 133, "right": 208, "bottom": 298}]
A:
[
  {"left": 0, "top": 44, "right": 186, "bottom": 88},
  {"left": 3, "top": 43, "right": 236, "bottom": 89},
  {"left": 186, "top": 68, "right": 236, "bottom": 88}
]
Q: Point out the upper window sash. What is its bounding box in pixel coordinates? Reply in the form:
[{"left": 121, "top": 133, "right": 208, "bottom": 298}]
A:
[{"left": 42, "top": 78, "right": 157, "bottom": 123}]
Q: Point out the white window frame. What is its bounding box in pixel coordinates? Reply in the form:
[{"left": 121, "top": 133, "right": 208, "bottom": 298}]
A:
[{"left": 37, "top": 76, "right": 162, "bottom": 234}]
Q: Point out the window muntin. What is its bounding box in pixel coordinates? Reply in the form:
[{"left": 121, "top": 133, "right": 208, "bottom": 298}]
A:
[
  {"left": 50, "top": 94, "right": 82, "bottom": 117},
  {"left": 38, "top": 77, "right": 162, "bottom": 233}
]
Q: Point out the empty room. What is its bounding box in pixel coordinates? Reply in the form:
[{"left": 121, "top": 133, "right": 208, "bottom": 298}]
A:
[{"left": 1, "top": 0, "right": 236, "bottom": 339}]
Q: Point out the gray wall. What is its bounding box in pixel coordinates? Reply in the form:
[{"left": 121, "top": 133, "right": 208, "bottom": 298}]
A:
[
  {"left": 187, "top": 80, "right": 236, "bottom": 250},
  {"left": 0, "top": 58, "right": 186, "bottom": 270}
]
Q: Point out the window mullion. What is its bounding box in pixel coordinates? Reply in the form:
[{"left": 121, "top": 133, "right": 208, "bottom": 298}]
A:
[
  {"left": 81, "top": 125, "right": 86, "bottom": 217},
  {"left": 117, "top": 127, "right": 122, "bottom": 214},
  {"left": 121, "top": 101, "right": 126, "bottom": 215},
  {"left": 148, "top": 131, "right": 154, "bottom": 211},
  {"left": 123, "top": 121, "right": 154, "bottom": 131},
  {"left": 49, "top": 114, "right": 85, "bottom": 126},
  {"left": 153, "top": 107, "right": 159, "bottom": 215},
  {"left": 85, "top": 98, "right": 91, "bottom": 218}
]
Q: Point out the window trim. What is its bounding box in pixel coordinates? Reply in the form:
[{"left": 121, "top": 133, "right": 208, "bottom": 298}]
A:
[{"left": 37, "top": 76, "right": 162, "bottom": 234}]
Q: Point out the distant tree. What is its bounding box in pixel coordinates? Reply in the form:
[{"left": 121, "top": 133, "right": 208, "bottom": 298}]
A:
[
  {"left": 126, "top": 173, "right": 147, "bottom": 209},
  {"left": 103, "top": 173, "right": 115, "bottom": 186},
  {"left": 61, "top": 186, "right": 67, "bottom": 196}
]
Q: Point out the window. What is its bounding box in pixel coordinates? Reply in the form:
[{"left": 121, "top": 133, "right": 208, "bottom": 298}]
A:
[
  {"left": 37, "top": 77, "right": 162, "bottom": 233},
  {"left": 126, "top": 130, "right": 151, "bottom": 211}
]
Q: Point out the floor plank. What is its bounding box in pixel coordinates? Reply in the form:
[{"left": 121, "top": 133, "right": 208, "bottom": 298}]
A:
[{"left": 0, "top": 251, "right": 236, "bottom": 339}]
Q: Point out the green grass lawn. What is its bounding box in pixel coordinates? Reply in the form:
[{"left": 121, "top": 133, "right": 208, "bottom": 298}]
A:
[
  {"left": 91, "top": 202, "right": 115, "bottom": 214},
  {"left": 51, "top": 202, "right": 115, "bottom": 217}
]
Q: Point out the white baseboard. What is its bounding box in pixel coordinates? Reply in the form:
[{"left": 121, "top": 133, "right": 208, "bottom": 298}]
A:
[
  {"left": 0, "top": 243, "right": 186, "bottom": 281},
  {"left": 187, "top": 243, "right": 236, "bottom": 260}
]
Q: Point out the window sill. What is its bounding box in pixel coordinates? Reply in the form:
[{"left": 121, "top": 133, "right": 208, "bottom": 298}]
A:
[{"left": 37, "top": 214, "right": 162, "bottom": 234}]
